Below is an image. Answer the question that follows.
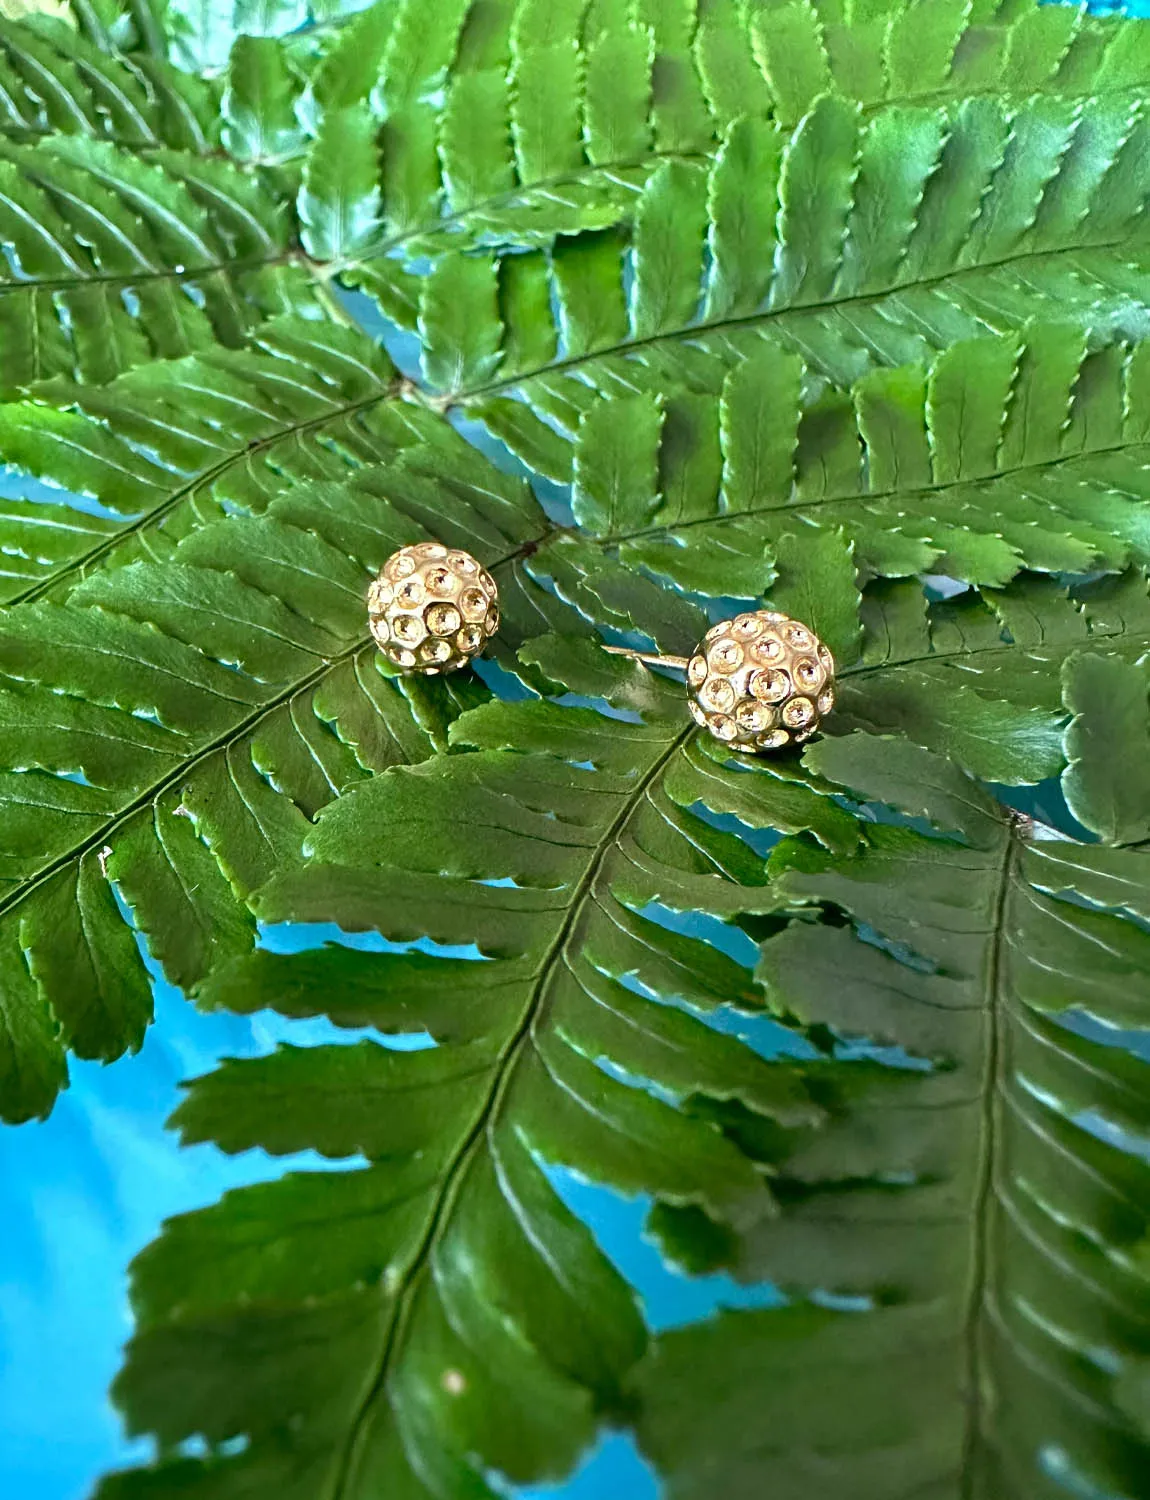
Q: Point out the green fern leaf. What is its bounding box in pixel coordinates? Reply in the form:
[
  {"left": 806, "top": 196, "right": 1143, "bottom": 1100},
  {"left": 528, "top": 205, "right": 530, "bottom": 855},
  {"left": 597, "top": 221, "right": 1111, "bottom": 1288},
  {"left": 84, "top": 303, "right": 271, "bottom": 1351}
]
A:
[
  {"left": 288, "top": 0, "right": 1150, "bottom": 269},
  {"left": 95, "top": 651, "right": 862, "bottom": 1497},
  {"left": 836, "top": 569, "right": 1150, "bottom": 784},
  {"left": 395, "top": 89, "right": 1150, "bottom": 413},
  {"left": 0, "top": 342, "right": 593, "bottom": 1118},
  {"left": 94, "top": 702, "right": 1150, "bottom": 1498},
  {"left": 0, "top": 16, "right": 219, "bottom": 149},
  {"left": 221, "top": 34, "right": 305, "bottom": 164},
  {"left": 505, "top": 323, "right": 1150, "bottom": 598},
  {"left": 1061, "top": 649, "right": 1150, "bottom": 845},
  {"left": 0, "top": 130, "right": 306, "bottom": 388},
  {"left": 635, "top": 730, "right": 1150, "bottom": 1500},
  {"left": 0, "top": 318, "right": 397, "bottom": 602},
  {"left": 6, "top": 0, "right": 1150, "bottom": 374}
]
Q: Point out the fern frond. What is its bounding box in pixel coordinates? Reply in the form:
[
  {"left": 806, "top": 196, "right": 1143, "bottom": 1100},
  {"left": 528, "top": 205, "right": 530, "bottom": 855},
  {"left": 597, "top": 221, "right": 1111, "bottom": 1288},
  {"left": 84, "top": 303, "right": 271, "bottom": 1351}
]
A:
[
  {"left": 0, "top": 393, "right": 581, "bottom": 1120},
  {"left": 0, "top": 133, "right": 309, "bottom": 390},
  {"left": 7, "top": 4, "right": 1148, "bottom": 397},
  {"left": 0, "top": 318, "right": 397, "bottom": 602},
  {"left": 837, "top": 569, "right": 1150, "bottom": 784},
  {"left": 395, "top": 89, "right": 1150, "bottom": 415},
  {"left": 0, "top": 16, "right": 219, "bottom": 149},
  {"left": 635, "top": 731, "right": 1150, "bottom": 1500},
  {"left": 8, "top": 8, "right": 1149, "bottom": 397},
  {"left": 0, "top": 21, "right": 322, "bottom": 390},
  {"left": 95, "top": 648, "right": 851, "bottom": 1498},
  {"left": 518, "top": 325, "right": 1150, "bottom": 595},
  {"left": 753, "top": 0, "right": 1150, "bottom": 122},
  {"left": 297, "top": 0, "right": 1150, "bottom": 261},
  {"left": 3, "top": 307, "right": 1149, "bottom": 1117},
  {"left": 0, "top": 622, "right": 479, "bottom": 1119},
  {"left": 94, "top": 707, "right": 1150, "bottom": 1499},
  {"left": 0, "top": 5, "right": 1138, "bottom": 1495}
]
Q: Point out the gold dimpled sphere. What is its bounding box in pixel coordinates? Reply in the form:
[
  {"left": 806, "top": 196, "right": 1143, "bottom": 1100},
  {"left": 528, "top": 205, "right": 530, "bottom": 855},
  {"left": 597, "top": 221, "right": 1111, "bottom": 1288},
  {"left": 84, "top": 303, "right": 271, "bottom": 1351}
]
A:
[
  {"left": 368, "top": 542, "right": 499, "bottom": 674},
  {"left": 686, "top": 610, "right": 835, "bottom": 752}
]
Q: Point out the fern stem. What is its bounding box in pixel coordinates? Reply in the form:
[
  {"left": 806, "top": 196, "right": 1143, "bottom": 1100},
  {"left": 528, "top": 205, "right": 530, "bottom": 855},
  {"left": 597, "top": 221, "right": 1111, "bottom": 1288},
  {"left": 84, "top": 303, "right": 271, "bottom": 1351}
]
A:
[
  {"left": 327, "top": 724, "right": 693, "bottom": 1499},
  {"left": 959, "top": 821, "right": 1018, "bottom": 1494}
]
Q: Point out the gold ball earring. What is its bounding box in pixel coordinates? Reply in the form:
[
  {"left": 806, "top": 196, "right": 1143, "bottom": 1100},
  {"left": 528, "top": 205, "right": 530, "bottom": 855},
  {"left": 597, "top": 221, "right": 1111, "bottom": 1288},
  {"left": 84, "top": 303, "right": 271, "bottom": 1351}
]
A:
[
  {"left": 605, "top": 609, "right": 835, "bottom": 752},
  {"left": 368, "top": 542, "right": 500, "bottom": 674}
]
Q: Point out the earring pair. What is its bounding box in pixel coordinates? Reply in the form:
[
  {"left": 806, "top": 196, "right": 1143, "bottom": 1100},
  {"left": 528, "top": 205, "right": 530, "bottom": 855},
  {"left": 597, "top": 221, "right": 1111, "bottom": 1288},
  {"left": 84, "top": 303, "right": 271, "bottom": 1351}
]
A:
[{"left": 368, "top": 544, "right": 835, "bottom": 753}]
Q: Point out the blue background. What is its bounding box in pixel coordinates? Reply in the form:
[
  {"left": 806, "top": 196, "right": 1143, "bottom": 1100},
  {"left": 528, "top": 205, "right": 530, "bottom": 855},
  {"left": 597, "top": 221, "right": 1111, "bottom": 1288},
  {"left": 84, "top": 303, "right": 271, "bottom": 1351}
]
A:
[{"left": 0, "top": 931, "right": 787, "bottom": 1499}]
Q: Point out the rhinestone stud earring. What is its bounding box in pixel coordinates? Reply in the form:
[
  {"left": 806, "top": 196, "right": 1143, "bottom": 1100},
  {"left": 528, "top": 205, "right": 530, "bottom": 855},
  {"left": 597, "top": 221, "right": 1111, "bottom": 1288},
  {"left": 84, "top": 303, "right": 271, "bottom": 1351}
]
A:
[
  {"left": 368, "top": 542, "right": 500, "bottom": 674},
  {"left": 604, "top": 609, "right": 835, "bottom": 752}
]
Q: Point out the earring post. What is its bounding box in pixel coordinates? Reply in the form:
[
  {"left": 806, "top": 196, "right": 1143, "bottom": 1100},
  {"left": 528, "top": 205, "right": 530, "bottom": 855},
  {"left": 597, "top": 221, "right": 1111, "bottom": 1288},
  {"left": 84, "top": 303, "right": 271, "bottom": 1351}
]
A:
[{"left": 601, "top": 644, "right": 690, "bottom": 671}]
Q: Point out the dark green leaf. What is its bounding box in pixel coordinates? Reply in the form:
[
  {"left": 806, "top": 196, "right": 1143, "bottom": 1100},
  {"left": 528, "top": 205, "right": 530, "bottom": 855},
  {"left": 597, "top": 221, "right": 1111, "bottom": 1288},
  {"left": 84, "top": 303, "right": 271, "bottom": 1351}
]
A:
[{"left": 1061, "top": 651, "right": 1150, "bottom": 845}]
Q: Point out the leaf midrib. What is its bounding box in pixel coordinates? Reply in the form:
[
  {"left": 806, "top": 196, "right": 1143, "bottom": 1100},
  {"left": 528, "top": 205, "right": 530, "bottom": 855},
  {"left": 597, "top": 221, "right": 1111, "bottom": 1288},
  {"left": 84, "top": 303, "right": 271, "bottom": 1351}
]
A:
[
  {"left": 0, "top": 247, "right": 293, "bottom": 296},
  {"left": 7, "top": 385, "right": 399, "bottom": 610},
  {"left": 444, "top": 236, "right": 1139, "bottom": 410},
  {"left": 607, "top": 434, "right": 1150, "bottom": 549},
  {"left": 959, "top": 817, "right": 1017, "bottom": 1494},
  {"left": 327, "top": 722, "right": 692, "bottom": 1499}
]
